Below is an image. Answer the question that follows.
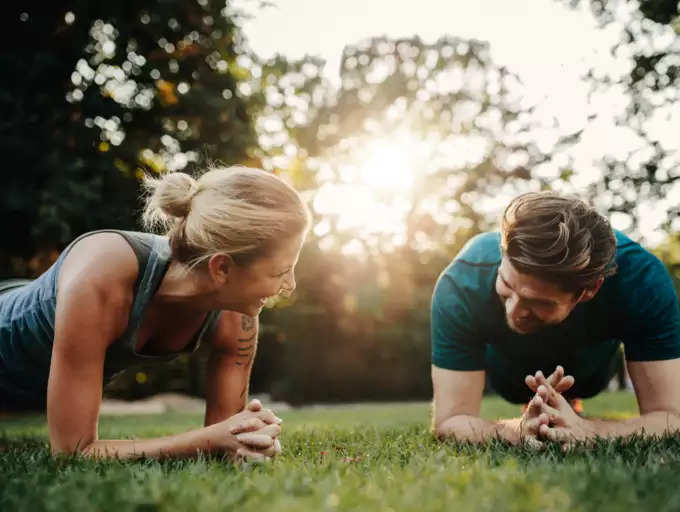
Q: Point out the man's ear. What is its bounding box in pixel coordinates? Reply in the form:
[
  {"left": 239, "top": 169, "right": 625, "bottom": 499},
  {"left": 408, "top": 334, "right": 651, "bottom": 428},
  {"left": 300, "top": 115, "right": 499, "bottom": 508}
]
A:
[
  {"left": 577, "top": 276, "right": 604, "bottom": 303},
  {"left": 207, "top": 253, "right": 234, "bottom": 285}
]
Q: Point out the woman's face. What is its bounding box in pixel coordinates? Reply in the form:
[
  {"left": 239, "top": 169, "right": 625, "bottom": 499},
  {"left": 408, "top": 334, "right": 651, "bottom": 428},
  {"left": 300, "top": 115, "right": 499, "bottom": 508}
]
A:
[{"left": 219, "top": 231, "right": 306, "bottom": 317}]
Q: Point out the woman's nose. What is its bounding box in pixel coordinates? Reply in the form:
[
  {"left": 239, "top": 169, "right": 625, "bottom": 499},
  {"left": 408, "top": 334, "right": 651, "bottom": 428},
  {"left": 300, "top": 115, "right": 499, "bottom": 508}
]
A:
[{"left": 278, "top": 272, "right": 296, "bottom": 297}]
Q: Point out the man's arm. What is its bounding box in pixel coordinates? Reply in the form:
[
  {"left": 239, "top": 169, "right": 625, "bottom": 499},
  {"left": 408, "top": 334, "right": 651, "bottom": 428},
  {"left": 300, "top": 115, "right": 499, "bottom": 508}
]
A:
[
  {"left": 433, "top": 365, "right": 575, "bottom": 444},
  {"left": 537, "top": 359, "right": 680, "bottom": 443},
  {"left": 432, "top": 365, "right": 526, "bottom": 444},
  {"left": 204, "top": 312, "right": 259, "bottom": 427},
  {"left": 593, "top": 359, "right": 680, "bottom": 437}
]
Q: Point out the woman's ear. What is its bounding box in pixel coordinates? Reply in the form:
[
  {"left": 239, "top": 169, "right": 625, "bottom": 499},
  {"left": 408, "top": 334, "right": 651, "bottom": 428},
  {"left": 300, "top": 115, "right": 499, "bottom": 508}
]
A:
[{"left": 207, "top": 253, "right": 234, "bottom": 285}]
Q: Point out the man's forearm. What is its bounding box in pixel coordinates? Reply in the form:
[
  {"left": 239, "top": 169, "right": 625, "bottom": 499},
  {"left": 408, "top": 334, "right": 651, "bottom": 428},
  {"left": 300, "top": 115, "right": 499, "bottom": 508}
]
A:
[
  {"left": 435, "top": 415, "right": 522, "bottom": 444},
  {"left": 588, "top": 411, "right": 680, "bottom": 439}
]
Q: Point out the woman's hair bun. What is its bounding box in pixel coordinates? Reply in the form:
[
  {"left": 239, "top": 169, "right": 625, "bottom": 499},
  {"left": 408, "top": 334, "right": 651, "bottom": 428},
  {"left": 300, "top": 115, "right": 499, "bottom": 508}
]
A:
[{"left": 143, "top": 172, "right": 199, "bottom": 228}]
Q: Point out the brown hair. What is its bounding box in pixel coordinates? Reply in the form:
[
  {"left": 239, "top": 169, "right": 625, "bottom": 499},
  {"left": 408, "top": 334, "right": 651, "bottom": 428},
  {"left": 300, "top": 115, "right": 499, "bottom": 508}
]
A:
[
  {"left": 142, "top": 166, "right": 311, "bottom": 268},
  {"left": 501, "top": 192, "right": 617, "bottom": 292}
]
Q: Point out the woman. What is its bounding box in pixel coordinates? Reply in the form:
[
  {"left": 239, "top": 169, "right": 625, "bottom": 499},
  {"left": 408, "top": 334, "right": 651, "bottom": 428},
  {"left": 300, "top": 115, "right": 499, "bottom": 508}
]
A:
[{"left": 0, "top": 166, "right": 310, "bottom": 460}]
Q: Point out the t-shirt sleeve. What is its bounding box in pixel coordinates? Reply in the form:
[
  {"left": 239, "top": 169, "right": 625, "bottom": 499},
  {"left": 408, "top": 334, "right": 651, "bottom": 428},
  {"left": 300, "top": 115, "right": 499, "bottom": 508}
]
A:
[
  {"left": 617, "top": 251, "right": 680, "bottom": 361},
  {"left": 430, "top": 267, "right": 486, "bottom": 371}
]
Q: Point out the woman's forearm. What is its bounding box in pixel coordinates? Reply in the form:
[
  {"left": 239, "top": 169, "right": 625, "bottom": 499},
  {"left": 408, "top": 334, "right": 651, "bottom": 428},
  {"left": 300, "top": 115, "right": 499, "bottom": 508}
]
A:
[{"left": 74, "top": 426, "right": 216, "bottom": 460}]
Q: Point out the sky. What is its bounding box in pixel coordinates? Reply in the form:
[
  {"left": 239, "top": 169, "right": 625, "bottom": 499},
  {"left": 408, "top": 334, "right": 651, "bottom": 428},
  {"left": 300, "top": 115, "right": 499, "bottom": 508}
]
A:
[{"left": 236, "top": 0, "right": 679, "bottom": 246}]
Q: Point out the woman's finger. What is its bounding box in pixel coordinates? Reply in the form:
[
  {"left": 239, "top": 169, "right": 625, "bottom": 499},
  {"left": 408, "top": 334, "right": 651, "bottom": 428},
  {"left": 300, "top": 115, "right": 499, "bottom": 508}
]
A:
[
  {"left": 236, "top": 432, "right": 275, "bottom": 449},
  {"left": 230, "top": 417, "right": 266, "bottom": 434},
  {"left": 256, "top": 408, "right": 283, "bottom": 425},
  {"left": 235, "top": 447, "right": 267, "bottom": 462},
  {"left": 258, "top": 438, "right": 283, "bottom": 458},
  {"left": 246, "top": 399, "right": 262, "bottom": 412},
  {"left": 254, "top": 423, "right": 281, "bottom": 438}
]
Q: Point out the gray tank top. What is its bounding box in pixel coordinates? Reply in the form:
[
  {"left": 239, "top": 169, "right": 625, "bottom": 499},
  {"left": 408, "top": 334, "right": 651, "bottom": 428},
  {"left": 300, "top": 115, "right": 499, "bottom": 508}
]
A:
[{"left": 0, "top": 230, "right": 221, "bottom": 409}]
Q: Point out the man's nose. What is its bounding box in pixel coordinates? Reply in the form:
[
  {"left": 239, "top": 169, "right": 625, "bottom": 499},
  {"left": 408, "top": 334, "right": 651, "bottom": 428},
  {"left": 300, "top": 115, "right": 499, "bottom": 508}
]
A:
[{"left": 506, "top": 294, "right": 531, "bottom": 319}]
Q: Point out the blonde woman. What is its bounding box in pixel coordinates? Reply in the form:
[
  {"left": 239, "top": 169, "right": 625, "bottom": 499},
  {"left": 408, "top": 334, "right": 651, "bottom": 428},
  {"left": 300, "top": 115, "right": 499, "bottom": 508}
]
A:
[{"left": 0, "top": 166, "right": 310, "bottom": 460}]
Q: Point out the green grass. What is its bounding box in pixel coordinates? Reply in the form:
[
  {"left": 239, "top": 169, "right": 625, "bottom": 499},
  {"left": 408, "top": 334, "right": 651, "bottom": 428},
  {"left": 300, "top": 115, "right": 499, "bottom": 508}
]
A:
[{"left": 3, "top": 392, "right": 680, "bottom": 512}]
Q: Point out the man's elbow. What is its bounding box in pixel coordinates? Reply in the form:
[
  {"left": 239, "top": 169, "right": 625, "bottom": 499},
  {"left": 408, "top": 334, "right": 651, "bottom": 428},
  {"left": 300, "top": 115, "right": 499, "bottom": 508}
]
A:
[{"left": 432, "top": 415, "right": 461, "bottom": 441}]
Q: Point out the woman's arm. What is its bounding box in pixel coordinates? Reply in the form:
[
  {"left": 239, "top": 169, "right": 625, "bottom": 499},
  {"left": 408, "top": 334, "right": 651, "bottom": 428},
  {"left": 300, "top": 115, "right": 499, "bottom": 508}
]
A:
[
  {"left": 204, "top": 312, "right": 259, "bottom": 426},
  {"left": 49, "top": 237, "right": 276, "bottom": 459}
]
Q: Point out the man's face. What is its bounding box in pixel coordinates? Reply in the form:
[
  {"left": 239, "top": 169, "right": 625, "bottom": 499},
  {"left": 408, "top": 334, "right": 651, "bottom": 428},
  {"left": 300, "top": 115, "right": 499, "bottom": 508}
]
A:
[{"left": 495, "top": 257, "right": 584, "bottom": 334}]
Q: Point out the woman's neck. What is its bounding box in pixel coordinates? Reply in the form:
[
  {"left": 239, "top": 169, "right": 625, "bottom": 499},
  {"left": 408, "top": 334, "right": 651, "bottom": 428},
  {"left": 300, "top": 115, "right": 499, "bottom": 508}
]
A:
[{"left": 152, "top": 261, "right": 218, "bottom": 312}]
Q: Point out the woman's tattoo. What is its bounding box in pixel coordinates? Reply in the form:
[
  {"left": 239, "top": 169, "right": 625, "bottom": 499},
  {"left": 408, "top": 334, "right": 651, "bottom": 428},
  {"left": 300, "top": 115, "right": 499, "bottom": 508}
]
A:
[
  {"left": 241, "top": 315, "right": 255, "bottom": 332},
  {"left": 236, "top": 316, "right": 257, "bottom": 401},
  {"left": 237, "top": 333, "right": 256, "bottom": 344}
]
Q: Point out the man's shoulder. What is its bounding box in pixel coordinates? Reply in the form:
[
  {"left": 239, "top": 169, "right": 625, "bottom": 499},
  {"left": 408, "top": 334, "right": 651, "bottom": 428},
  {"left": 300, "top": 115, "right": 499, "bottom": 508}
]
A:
[
  {"left": 603, "top": 230, "right": 677, "bottom": 313},
  {"left": 612, "top": 230, "right": 667, "bottom": 279},
  {"left": 453, "top": 231, "right": 502, "bottom": 268},
  {"left": 434, "top": 232, "right": 500, "bottom": 306}
]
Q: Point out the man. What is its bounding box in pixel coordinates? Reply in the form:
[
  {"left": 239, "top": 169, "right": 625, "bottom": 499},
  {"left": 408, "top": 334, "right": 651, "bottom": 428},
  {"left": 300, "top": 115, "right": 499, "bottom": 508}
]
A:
[{"left": 431, "top": 192, "right": 680, "bottom": 445}]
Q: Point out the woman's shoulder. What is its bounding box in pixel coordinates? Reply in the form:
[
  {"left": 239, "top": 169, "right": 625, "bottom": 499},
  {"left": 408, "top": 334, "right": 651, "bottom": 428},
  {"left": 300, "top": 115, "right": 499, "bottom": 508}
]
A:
[{"left": 58, "top": 232, "right": 140, "bottom": 301}]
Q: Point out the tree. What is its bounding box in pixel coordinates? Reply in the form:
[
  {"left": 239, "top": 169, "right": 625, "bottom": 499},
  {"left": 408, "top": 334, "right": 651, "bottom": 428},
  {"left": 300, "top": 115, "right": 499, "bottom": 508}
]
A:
[
  {"left": 0, "top": 1, "right": 261, "bottom": 276},
  {"left": 557, "top": 0, "right": 680, "bottom": 236}
]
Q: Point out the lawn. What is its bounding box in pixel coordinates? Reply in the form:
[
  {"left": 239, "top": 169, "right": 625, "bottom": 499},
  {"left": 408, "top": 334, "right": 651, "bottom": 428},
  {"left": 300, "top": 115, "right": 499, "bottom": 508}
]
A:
[{"left": 2, "top": 391, "right": 680, "bottom": 512}]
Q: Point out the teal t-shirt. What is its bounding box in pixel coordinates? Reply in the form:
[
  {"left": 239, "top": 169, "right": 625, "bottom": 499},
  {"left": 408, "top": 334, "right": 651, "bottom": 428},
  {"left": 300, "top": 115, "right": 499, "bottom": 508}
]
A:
[{"left": 431, "top": 231, "right": 680, "bottom": 384}]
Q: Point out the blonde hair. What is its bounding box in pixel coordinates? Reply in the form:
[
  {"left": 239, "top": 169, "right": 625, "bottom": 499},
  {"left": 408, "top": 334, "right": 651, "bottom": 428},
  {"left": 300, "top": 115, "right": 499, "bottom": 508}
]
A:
[
  {"left": 501, "top": 192, "right": 617, "bottom": 292},
  {"left": 143, "top": 166, "right": 311, "bottom": 268}
]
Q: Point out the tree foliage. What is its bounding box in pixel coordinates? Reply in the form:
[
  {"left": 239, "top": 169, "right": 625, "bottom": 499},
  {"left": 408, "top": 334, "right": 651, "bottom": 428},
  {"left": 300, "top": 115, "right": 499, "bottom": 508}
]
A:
[
  {"left": 0, "top": 1, "right": 260, "bottom": 276},
  {"left": 558, "top": 0, "right": 680, "bottom": 233}
]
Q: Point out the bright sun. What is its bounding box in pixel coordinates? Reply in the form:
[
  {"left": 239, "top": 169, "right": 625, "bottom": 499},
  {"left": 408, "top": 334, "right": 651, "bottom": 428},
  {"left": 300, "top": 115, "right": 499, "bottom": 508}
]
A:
[
  {"left": 312, "top": 133, "right": 426, "bottom": 248},
  {"left": 357, "top": 138, "right": 415, "bottom": 191}
]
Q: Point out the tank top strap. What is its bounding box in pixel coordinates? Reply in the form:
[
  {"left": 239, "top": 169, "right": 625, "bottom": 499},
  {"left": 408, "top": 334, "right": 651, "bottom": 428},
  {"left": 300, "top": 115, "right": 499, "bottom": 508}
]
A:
[{"left": 121, "top": 234, "right": 171, "bottom": 350}]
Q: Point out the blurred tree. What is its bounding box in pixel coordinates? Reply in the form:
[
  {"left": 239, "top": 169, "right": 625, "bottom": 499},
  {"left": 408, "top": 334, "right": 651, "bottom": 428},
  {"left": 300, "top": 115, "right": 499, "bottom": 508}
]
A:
[
  {"left": 0, "top": 1, "right": 261, "bottom": 277},
  {"left": 255, "top": 36, "right": 573, "bottom": 402},
  {"left": 261, "top": 36, "right": 569, "bottom": 256},
  {"left": 654, "top": 231, "right": 680, "bottom": 293},
  {"left": 557, "top": 0, "right": 680, "bottom": 234}
]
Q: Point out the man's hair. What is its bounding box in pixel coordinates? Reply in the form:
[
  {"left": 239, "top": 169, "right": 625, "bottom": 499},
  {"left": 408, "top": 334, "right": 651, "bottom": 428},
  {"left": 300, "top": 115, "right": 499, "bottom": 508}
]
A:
[{"left": 500, "top": 192, "right": 617, "bottom": 292}]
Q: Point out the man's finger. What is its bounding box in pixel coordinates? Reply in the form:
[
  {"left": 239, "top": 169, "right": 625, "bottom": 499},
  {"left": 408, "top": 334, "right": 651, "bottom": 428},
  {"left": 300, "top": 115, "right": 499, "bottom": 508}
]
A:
[
  {"left": 554, "top": 375, "right": 575, "bottom": 393},
  {"left": 523, "top": 435, "right": 544, "bottom": 450},
  {"left": 535, "top": 400, "right": 566, "bottom": 426},
  {"left": 547, "top": 365, "right": 564, "bottom": 387},
  {"left": 523, "top": 394, "right": 543, "bottom": 419},
  {"left": 522, "top": 410, "right": 550, "bottom": 437},
  {"left": 539, "top": 424, "right": 575, "bottom": 444},
  {"left": 537, "top": 383, "right": 566, "bottom": 409},
  {"left": 525, "top": 374, "right": 538, "bottom": 392}
]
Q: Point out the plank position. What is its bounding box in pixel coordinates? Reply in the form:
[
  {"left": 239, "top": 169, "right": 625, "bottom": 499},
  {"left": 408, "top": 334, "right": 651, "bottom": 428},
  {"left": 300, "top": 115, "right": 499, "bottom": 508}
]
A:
[
  {"left": 0, "top": 166, "right": 310, "bottom": 460},
  {"left": 431, "top": 192, "right": 680, "bottom": 446}
]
